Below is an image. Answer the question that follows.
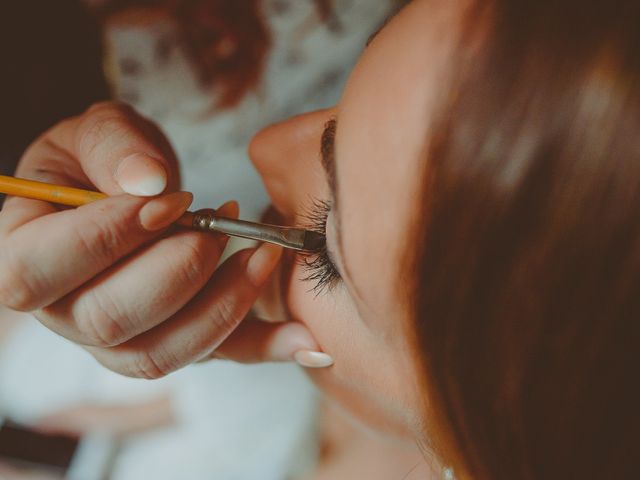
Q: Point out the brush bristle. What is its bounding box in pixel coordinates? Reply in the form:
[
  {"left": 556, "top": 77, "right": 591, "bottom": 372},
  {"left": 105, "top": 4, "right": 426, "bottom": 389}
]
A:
[{"left": 303, "top": 230, "right": 326, "bottom": 252}]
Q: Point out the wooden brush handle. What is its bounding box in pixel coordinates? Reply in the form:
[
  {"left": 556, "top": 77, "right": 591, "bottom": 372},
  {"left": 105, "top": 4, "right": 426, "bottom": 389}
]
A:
[
  {"left": 0, "top": 175, "right": 195, "bottom": 227},
  {"left": 0, "top": 175, "right": 107, "bottom": 207}
]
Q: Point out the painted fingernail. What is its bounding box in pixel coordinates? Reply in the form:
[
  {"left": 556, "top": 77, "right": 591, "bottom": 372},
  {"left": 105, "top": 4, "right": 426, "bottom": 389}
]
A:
[
  {"left": 294, "top": 350, "right": 334, "bottom": 368},
  {"left": 116, "top": 153, "right": 167, "bottom": 196},
  {"left": 246, "top": 243, "right": 283, "bottom": 287},
  {"left": 268, "top": 323, "right": 318, "bottom": 361},
  {"left": 139, "top": 191, "right": 193, "bottom": 231}
]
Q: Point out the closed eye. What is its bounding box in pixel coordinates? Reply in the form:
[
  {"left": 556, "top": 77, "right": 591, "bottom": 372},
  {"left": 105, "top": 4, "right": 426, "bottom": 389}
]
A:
[{"left": 299, "top": 198, "right": 341, "bottom": 295}]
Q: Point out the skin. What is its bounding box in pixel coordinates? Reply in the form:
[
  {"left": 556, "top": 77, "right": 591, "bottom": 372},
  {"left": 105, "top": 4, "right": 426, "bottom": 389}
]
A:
[
  {"left": 251, "top": 0, "right": 464, "bottom": 437},
  {"left": 0, "top": 105, "right": 320, "bottom": 378},
  {"left": 0, "top": 0, "right": 465, "bottom": 467}
]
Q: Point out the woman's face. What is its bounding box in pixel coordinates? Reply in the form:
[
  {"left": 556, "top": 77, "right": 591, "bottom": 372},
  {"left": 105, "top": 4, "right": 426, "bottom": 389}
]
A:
[{"left": 251, "top": 0, "right": 461, "bottom": 436}]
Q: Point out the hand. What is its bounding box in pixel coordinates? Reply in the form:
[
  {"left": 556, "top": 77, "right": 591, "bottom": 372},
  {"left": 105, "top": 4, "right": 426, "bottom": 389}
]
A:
[{"left": 0, "top": 102, "right": 320, "bottom": 378}]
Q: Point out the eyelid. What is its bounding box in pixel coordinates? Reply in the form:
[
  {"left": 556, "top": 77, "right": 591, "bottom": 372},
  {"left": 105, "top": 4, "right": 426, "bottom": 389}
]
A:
[
  {"left": 325, "top": 214, "right": 342, "bottom": 272},
  {"left": 298, "top": 198, "right": 340, "bottom": 294}
]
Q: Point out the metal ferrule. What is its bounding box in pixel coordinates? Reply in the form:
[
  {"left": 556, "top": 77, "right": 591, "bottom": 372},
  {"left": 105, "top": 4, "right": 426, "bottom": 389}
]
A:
[{"left": 191, "top": 209, "right": 308, "bottom": 251}]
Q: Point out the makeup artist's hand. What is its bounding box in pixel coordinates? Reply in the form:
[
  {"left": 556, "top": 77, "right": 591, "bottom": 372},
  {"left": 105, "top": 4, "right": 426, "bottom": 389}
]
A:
[{"left": 0, "top": 102, "right": 319, "bottom": 378}]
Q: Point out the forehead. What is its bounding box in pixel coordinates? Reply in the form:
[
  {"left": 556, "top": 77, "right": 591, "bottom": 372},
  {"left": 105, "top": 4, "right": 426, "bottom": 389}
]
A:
[{"left": 336, "top": 0, "right": 462, "bottom": 320}]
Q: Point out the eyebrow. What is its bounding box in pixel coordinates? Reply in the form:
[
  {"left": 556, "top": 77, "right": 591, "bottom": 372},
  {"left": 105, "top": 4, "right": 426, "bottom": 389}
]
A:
[{"left": 321, "top": 118, "right": 338, "bottom": 202}]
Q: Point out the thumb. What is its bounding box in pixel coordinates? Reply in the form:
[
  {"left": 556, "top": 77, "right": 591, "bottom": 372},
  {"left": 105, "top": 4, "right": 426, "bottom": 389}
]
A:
[
  {"left": 31, "top": 102, "right": 180, "bottom": 196},
  {"left": 75, "top": 103, "right": 175, "bottom": 196}
]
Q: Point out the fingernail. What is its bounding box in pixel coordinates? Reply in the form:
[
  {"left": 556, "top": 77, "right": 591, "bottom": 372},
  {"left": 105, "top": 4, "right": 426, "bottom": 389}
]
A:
[
  {"left": 294, "top": 350, "right": 334, "bottom": 368},
  {"left": 216, "top": 200, "right": 239, "bottom": 219},
  {"left": 116, "top": 153, "right": 167, "bottom": 196},
  {"left": 139, "top": 191, "right": 193, "bottom": 231},
  {"left": 246, "top": 243, "right": 283, "bottom": 286},
  {"left": 268, "top": 323, "right": 318, "bottom": 361}
]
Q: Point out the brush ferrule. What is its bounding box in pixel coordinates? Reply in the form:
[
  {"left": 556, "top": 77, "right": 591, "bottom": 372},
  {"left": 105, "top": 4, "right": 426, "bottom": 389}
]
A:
[{"left": 191, "top": 209, "right": 308, "bottom": 251}]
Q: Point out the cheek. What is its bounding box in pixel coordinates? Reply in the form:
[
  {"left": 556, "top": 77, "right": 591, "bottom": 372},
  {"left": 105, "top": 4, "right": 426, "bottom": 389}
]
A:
[
  {"left": 286, "top": 263, "right": 422, "bottom": 436},
  {"left": 287, "top": 263, "right": 362, "bottom": 370}
]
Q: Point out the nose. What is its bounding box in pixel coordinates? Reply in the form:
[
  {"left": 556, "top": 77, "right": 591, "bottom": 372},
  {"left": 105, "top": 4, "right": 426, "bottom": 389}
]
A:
[{"left": 249, "top": 109, "right": 335, "bottom": 222}]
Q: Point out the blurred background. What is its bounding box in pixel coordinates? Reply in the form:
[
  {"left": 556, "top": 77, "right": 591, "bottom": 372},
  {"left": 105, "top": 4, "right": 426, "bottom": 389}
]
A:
[{"left": 0, "top": 1, "right": 404, "bottom": 479}]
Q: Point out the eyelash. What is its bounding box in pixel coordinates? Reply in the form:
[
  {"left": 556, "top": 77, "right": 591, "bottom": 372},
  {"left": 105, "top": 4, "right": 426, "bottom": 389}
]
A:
[{"left": 299, "top": 198, "right": 342, "bottom": 295}]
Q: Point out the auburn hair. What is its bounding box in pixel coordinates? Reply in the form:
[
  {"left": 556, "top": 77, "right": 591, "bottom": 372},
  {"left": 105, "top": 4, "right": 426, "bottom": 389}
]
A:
[{"left": 414, "top": 1, "right": 640, "bottom": 479}]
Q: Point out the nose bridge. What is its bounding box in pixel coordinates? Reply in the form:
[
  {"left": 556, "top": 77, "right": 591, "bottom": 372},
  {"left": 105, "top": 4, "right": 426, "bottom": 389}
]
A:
[
  {"left": 249, "top": 109, "right": 335, "bottom": 219},
  {"left": 250, "top": 109, "right": 334, "bottom": 172}
]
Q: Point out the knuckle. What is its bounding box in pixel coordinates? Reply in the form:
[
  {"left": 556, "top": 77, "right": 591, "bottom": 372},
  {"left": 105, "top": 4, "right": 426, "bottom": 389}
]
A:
[
  {"left": 0, "top": 280, "right": 36, "bottom": 312},
  {"left": 130, "top": 349, "right": 177, "bottom": 380},
  {"left": 86, "top": 349, "right": 132, "bottom": 379},
  {"left": 73, "top": 216, "right": 126, "bottom": 269},
  {"left": 175, "top": 236, "right": 213, "bottom": 287},
  {"left": 0, "top": 250, "right": 45, "bottom": 311},
  {"left": 209, "top": 296, "right": 242, "bottom": 335},
  {"left": 75, "top": 292, "right": 128, "bottom": 347}
]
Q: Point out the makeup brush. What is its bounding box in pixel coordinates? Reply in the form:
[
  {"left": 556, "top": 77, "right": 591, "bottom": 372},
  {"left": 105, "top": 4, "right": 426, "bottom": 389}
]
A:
[{"left": 0, "top": 175, "right": 325, "bottom": 252}]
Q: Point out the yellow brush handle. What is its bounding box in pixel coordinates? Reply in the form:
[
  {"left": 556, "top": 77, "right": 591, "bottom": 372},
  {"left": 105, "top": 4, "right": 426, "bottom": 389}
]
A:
[
  {"left": 0, "top": 175, "right": 320, "bottom": 251},
  {"left": 0, "top": 175, "right": 195, "bottom": 227},
  {"left": 0, "top": 175, "right": 108, "bottom": 207}
]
